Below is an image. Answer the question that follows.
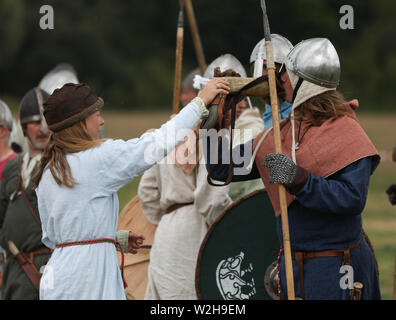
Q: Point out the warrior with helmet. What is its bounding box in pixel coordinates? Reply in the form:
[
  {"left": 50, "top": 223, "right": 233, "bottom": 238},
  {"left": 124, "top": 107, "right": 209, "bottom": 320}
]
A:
[
  {"left": 203, "top": 38, "right": 381, "bottom": 300},
  {"left": 0, "top": 87, "right": 52, "bottom": 299},
  {"left": 226, "top": 35, "right": 295, "bottom": 201}
]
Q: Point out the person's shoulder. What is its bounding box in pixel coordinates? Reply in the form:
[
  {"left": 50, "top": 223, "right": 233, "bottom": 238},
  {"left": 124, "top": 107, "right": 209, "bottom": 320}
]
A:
[
  {"left": 3, "top": 153, "right": 22, "bottom": 172},
  {"left": 95, "top": 138, "right": 121, "bottom": 152},
  {"left": 2, "top": 153, "right": 22, "bottom": 182}
]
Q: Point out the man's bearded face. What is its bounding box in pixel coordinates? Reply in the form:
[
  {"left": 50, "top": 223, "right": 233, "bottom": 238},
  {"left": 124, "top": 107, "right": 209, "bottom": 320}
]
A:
[{"left": 26, "top": 121, "right": 49, "bottom": 151}]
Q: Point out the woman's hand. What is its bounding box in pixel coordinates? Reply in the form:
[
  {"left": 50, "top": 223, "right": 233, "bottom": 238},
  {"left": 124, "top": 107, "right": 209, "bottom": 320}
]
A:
[
  {"left": 127, "top": 231, "right": 145, "bottom": 254},
  {"left": 198, "top": 78, "right": 230, "bottom": 106}
]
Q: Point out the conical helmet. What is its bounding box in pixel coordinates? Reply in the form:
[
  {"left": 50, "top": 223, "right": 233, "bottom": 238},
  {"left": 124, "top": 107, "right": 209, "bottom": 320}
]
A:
[
  {"left": 39, "top": 63, "right": 79, "bottom": 95},
  {"left": 0, "top": 99, "right": 14, "bottom": 130},
  {"left": 19, "top": 88, "right": 49, "bottom": 125},
  {"left": 203, "top": 54, "right": 247, "bottom": 79},
  {"left": 250, "top": 34, "right": 293, "bottom": 66},
  {"left": 284, "top": 38, "right": 340, "bottom": 88},
  {"left": 19, "top": 87, "right": 50, "bottom": 135}
]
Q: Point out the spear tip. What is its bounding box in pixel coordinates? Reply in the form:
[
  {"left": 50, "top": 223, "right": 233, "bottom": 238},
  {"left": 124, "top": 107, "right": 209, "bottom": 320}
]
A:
[
  {"left": 261, "top": 0, "right": 271, "bottom": 42},
  {"left": 260, "top": 0, "right": 267, "bottom": 14}
]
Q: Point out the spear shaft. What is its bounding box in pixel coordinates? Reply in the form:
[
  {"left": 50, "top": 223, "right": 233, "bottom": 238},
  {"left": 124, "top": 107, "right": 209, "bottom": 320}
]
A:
[
  {"left": 184, "top": 0, "right": 206, "bottom": 75},
  {"left": 172, "top": 0, "right": 185, "bottom": 114},
  {"left": 261, "top": 0, "right": 295, "bottom": 300}
]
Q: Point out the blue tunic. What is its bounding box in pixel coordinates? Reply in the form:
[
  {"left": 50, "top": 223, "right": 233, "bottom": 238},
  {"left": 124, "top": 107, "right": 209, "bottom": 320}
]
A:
[
  {"left": 262, "top": 101, "right": 293, "bottom": 129},
  {"left": 203, "top": 136, "right": 381, "bottom": 300}
]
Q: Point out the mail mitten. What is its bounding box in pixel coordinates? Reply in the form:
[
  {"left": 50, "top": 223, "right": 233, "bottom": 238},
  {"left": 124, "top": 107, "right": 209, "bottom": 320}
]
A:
[{"left": 262, "top": 153, "right": 309, "bottom": 194}]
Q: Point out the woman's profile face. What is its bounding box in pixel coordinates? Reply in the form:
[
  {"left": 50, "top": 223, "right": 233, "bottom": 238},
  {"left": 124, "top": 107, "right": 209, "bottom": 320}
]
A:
[{"left": 85, "top": 110, "right": 104, "bottom": 140}]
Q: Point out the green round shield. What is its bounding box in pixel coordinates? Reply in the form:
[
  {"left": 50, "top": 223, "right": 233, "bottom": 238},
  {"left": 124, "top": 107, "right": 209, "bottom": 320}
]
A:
[{"left": 196, "top": 189, "right": 280, "bottom": 300}]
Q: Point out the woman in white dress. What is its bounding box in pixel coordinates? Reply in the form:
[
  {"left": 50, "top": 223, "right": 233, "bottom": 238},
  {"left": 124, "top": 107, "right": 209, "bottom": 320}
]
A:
[{"left": 33, "top": 79, "right": 229, "bottom": 300}]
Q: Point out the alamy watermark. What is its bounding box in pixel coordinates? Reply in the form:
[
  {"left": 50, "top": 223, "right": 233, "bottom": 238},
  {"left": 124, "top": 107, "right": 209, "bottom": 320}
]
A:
[
  {"left": 339, "top": 5, "right": 355, "bottom": 30},
  {"left": 39, "top": 4, "right": 355, "bottom": 31},
  {"left": 339, "top": 265, "right": 354, "bottom": 290},
  {"left": 39, "top": 5, "right": 54, "bottom": 30}
]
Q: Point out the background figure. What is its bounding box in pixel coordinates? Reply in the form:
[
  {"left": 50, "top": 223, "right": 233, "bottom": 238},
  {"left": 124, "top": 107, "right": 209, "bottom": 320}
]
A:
[
  {"left": 138, "top": 124, "right": 232, "bottom": 299},
  {"left": 0, "top": 88, "right": 52, "bottom": 300},
  {"left": 139, "top": 55, "right": 248, "bottom": 300},
  {"left": 250, "top": 34, "right": 294, "bottom": 129},
  {"left": 0, "top": 100, "right": 18, "bottom": 180},
  {"left": 0, "top": 99, "right": 18, "bottom": 299},
  {"left": 180, "top": 68, "right": 200, "bottom": 107},
  {"left": 386, "top": 142, "right": 396, "bottom": 205}
]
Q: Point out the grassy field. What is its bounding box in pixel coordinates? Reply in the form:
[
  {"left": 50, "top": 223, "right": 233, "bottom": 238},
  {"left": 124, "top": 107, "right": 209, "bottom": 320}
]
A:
[
  {"left": 102, "top": 109, "right": 396, "bottom": 300},
  {"left": 357, "top": 114, "right": 396, "bottom": 300}
]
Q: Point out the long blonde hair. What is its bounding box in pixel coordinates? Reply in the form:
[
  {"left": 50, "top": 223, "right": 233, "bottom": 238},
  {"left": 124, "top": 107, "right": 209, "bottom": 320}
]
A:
[{"left": 33, "top": 121, "right": 106, "bottom": 188}]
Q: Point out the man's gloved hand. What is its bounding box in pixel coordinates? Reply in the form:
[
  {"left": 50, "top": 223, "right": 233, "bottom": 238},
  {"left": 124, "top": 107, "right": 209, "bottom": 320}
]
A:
[
  {"left": 386, "top": 184, "right": 396, "bottom": 206},
  {"left": 263, "top": 153, "right": 310, "bottom": 194},
  {"left": 263, "top": 153, "right": 297, "bottom": 186}
]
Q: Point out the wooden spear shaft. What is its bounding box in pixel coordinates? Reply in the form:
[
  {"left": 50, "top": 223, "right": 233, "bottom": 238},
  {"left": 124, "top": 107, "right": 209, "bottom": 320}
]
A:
[
  {"left": 184, "top": 0, "right": 206, "bottom": 75},
  {"left": 261, "top": 0, "right": 295, "bottom": 300},
  {"left": 172, "top": 0, "right": 184, "bottom": 114}
]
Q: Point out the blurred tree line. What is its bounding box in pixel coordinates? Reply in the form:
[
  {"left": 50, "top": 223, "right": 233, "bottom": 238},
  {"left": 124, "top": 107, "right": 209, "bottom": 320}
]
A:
[{"left": 0, "top": 0, "right": 395, "bottom": 111}]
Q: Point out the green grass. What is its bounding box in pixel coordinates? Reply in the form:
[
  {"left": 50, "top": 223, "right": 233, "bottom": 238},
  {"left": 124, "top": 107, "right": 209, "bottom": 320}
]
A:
[
  {"left": 117, "top": 174, "right": 142, "bottom": 210},
  {"left": 363, "top": 162, "right": 396, "bottom": 299},
  {"left": 358, "top": 114, "right": 396, "bottom": 299}
]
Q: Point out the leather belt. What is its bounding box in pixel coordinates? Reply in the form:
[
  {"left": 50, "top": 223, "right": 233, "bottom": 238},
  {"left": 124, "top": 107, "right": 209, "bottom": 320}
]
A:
[
  {"left": 291, "top": 239, "right": 361, "bottom": 299},
  {"left": 165, "top": 202, "right": 194, "bottom": 214},
  {"left": 56, "top": 238, "right": 127, "bottom": 288},
  {"left": 26, "top": 248, "right": 53, "bottom": 263},
  {"left": 10, "top": 247, "right": 52, "bottom": 290}
]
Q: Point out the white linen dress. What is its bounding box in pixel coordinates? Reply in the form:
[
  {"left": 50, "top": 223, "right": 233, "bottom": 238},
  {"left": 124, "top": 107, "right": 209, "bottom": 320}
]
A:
[{"left": 36, "top": 100, "right": 204, "bottom": 300}]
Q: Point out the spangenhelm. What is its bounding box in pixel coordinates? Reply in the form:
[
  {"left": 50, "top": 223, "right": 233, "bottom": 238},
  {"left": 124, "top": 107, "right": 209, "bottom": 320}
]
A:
[
  {"left": 203, "top": 54, "right": 247, "bottom": 79},
  {"left": 250, "top": 34, "right": 293, "bottom": 78},
  {"left": 284, "top": 38, "right": 340, "bottom": 89},
  {"left": 0, "top": 99, "right": 14, "bottom": 130},
  {"left": 19, "top": 88, "right": 50, "bottom": 135},
  {"left": 39, "top": 63, "right": 79, "bottom": 95}
]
